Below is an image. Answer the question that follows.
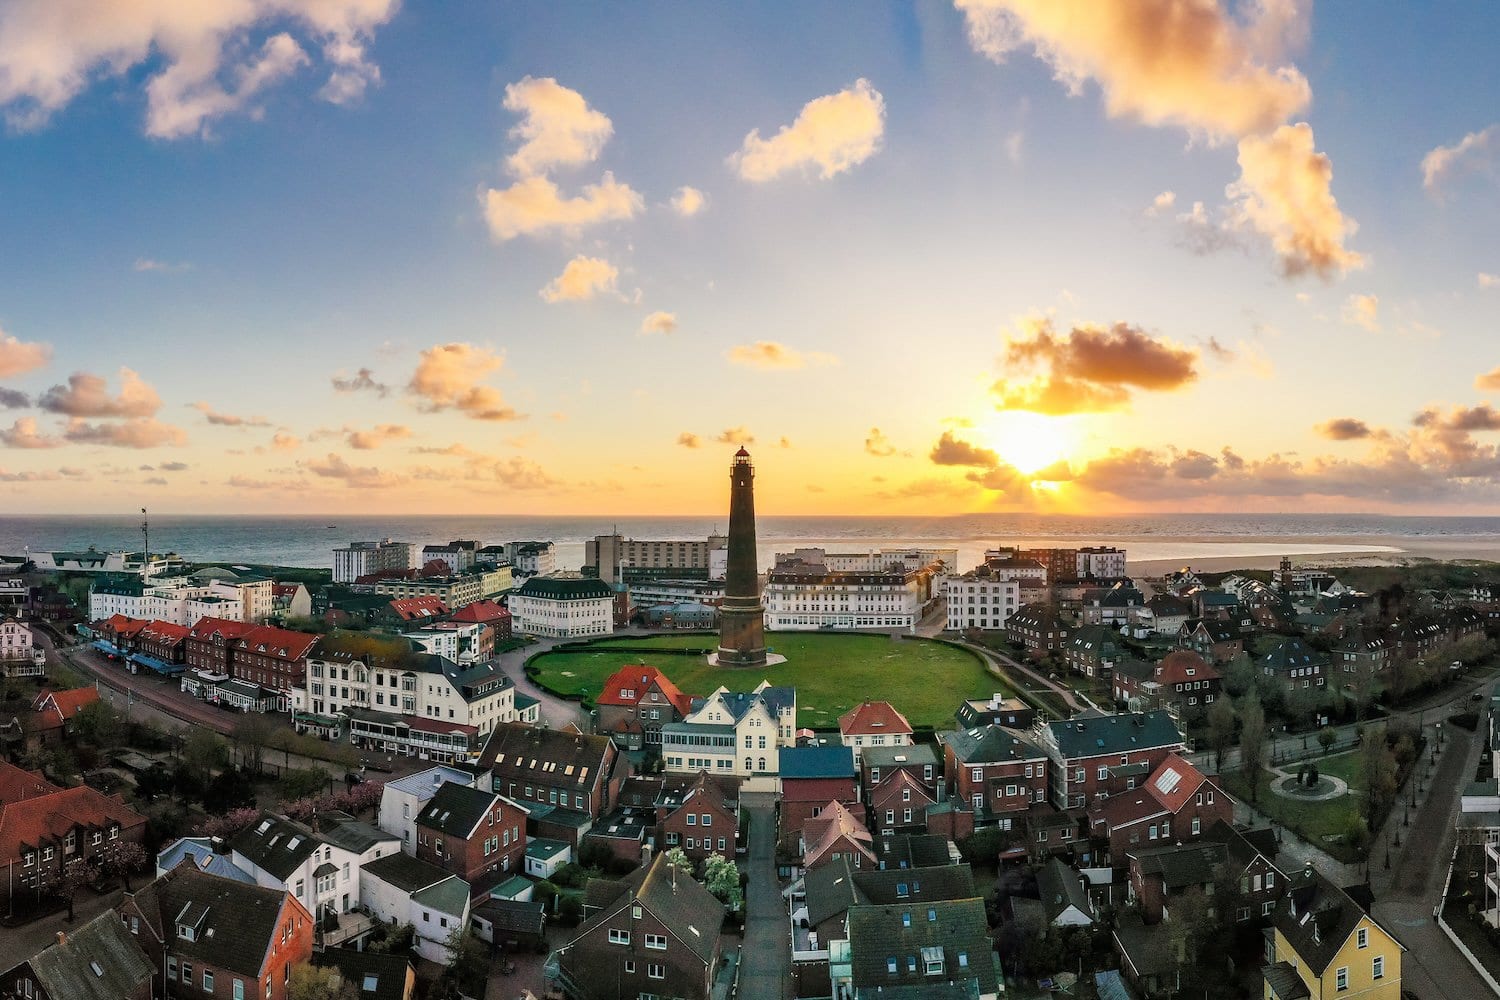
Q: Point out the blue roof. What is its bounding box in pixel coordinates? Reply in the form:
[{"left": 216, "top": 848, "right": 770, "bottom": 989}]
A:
[
  {"left": 384, "top": 765, "right": 478, "bottom": 799},
  {"left": 779, "top": 745, "right": 855, "bottom": 779},
  {"left": 1095, "top": 970, "right": 1132, "bottom": 1000},
  {"left": 156, "top": 838, "right": 257, "bottom": 884}
]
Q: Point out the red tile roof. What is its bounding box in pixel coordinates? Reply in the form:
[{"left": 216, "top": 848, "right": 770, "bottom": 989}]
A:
[
  {"left": 448, "top": 600, "right": 510, "bottom": 624},
  {"left": 238, "top": 624, "right": 318, "bottom": 661},
  {"left": 100, "top": 614, "right": 150, "bottom": 637},
  {"left": 32, "top": 687, "right": 100, "bottom": 731},
  {"left": 138, "top": 620, "right": 190, "bottom": 644},
  {"left": 596, "top": 666, "right": 692, "bottom": 716},
  {"left": 189, "top": 617, "right": 252, "bottom": 641},
  {"left": 838, "top": 701, "right": 914, "bottom": 738},
  {"left": 803, "top": 801, "right": 875, "bottom": 868},
  {"left": 869, "top": 769, "right": 935, "bottom": 810},
  {"left": 389, "top": 596, "right": 450, "bottom": 621},
  {"left": 0, "top": 762, "right": 59, "bottom": 807},
  {"left": 1087, "top": 753, "right": 1215, "bottom": 830},
  {"left": 271, "top": 584, "right": 302, "bottom": 598},
  {"left": 0, "top": 783, "right": 147, "bottom": 862},
  {"left": 1154, "top": 650, "right": 1222, "bottom": 686}
]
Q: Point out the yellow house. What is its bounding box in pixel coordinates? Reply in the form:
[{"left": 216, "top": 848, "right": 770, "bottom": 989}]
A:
[{"left": 1263, "top": 868, "right": 1403, "bottom": 1000}]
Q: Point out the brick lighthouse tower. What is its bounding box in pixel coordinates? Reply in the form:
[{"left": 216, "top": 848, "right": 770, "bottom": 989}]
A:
[{"left": 716, "top": 446, "right": 768, "bottom": 667}]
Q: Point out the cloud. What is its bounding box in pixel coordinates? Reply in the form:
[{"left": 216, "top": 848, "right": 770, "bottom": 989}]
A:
[
  {"left": 955, "top": 0, "right": 1310, "bottom": 139},
  {"left": 159, "top": 461, "right": 188, "bottom": 471},
  {"left": 640, "top": 311, "right": 678, "bottom": 335},
  {"left": 670, "top": 186, "right": 707, "bottom": 216},
  {"left": 0, "top": 0, "right": 398, "bottom": 137},
  {"left": 345, "top": 423, "right": 411, "bottom": 449},
  {"left": 63, "top": 417, "right": 186, "bottom": 448},
  {"left": 0, "top": 417, "right": 62, "bottom": 449},
  {"left": 714, "top": 427, "right": 754, "bottom": 445},
  {"left": 191, "top": 401, "right": 271, "bottom": 427},
  {"left": 303, "top": 452, "right": 405, "bottom": 488},
  {"left": 407, "top": 343, "right": 521, "bottom": 421},
  {"left": 331, "top": 368, "right": 389, "bottom": 396},
  {"left": 992, "top": 318, "right": 1198, "bottom": 414},
  {"left": 676, "top": 432, "right": 702, "bottom": 449},
  {"left": 1316, "top": 418, "right": 1374, "bottom": 441},
  {"left": 411, "top": 442, "right": 477, "bottom": 457},
  {"left": 929, "top": 431, "right": 1000, "bottom": 468},
  {"left": 730, "top": 79, "right": 886, "bottom": 182},
  {"left": 726, "top": 340, "right": 837, "bottom": 370},
  {"left": 540, "top": 256, "right": 619, "bottom": 303},
  {"left": 778, "top": 436, "right": 792, "bottom": 449},
  {"left": 481, "top": 173, "right": 643, "bottom": 241},
  {"left": 1412, "top": 404, "right": 1500, "bottom": 433},
  {"left": 0, "top": 332, "right": 51, "bottom": 378},
  {"left": 270, "top": 431, "right": 301, "bottom": 451},
  {"left": 1227, "top": 123, "right": 1364, "bottom": 279},
  {"left": 133, "top": 258, "right": 191, "bottom": 273},
  {"left": 227, "top": 474, "right": 310, "bottom": 491},
  {"left": 465, "top": 456, "right": 558, "bottom": 491},
  {"left": 1340, "top": 294, "right": 1380, "bottom": 332},
  {"left": 0, "top": 468, "right": 64, "bottom": 483},
  {"left": 1172, "top": 199, "right": 1246, "bottom": 256},
  {"left": 865, "top": 427, "right": 898, "bottom": 457},
  {"left": 1480, "top": 273, "right": 1500, "bottom": 290},
  {"left": 1146, "top": 190, "right": 1176, "bottom": 214},
  {"left": 38, "top": 368, "right": 160, "bottom": 417},
  {"left": 0, "top": 388, "right": 29, "bottom": 409},
  {"left": 1475, "top": 367, "right": 1500, "bottom": 391},
  {"left": 1421, "top": 125, "right": 1496, "bottom": 192},
  {"left": 502, "top": 77, "right": 614, "bottom": 178}
]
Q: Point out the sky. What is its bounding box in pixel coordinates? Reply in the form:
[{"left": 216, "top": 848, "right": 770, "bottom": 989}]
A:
[{"left": 0, "top": 1, "right": 1499, "bottom": 516}]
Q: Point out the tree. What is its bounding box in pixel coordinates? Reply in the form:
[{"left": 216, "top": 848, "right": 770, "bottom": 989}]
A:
[
  {"left": 101, "top": 840, "right": 147, "bottom": 892},
  {"left": 702, "top": 853, "right": 743, "bottom": 910},
  {"left": 195, "top": 807, "right": 263, "bottom": 842},
  {"left": 1239, "top": 694, "right": 1268, "bottom": 803},
  {"left": 204, "top": 769, "right": 257, "bottom": 813},
  {"left": 181, "top": 727, "right": 228, "bottom": 788},
  {"left": 233, "top": 713, "right": 277, "bottom": 774},
  {"left": 74, "top": 700, "right": 122, "bottom": 748},
  {"left": 1204, "top": 697, "right": 1236, "bottom": 773},
  {"left": 59, "top": 858, "right": 96, "bottom": 922},
  {"left": 660, "top": 846, "right": 693, "bottom": 875},
  {"left": 440, "top": 928, "right": 489, "bottom": 999},
  {"left": 1360, "top": 725, "right": 1397, "bottom": 831},
  {"left": 287, "top": 963, "right": 358, "bottom": 1000},
  {"left": 366, "top": 923, "right": 415, "bottom": 955},
  {"left": 1318, "top": 726, "right": 1337, "bottom": 754}
]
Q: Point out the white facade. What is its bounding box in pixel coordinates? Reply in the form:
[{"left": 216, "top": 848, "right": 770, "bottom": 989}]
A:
[
  {"left": 421, "top": 542, "right": 479, "bottom": 575},
  {"left": 586, "top": 533, "right": 728, "bottom": 584},
  {"left": 662, "top": 682, "right": 797, "bottom": 778},
  {"left": 763, "top": 563, "right": 927, "bottom": 631},
  {"left": 946, "top": 577, "right": 1021, "bottom": 632},
  {"left": 378, "top": 766, "right": 481, "bottom": 853},
  {"left": 332, "top": 539, "right": 417, "bottom": 584},
  {"left": 359, "top": 866, "right": 471, "bottom": 964},
  {"left": 401, "top": 621, "right": 485, "bottom": 663},
  {"left": 232, "top": 816, "right": 398, "bottom": 921},
  {"left": 89, "top": 580, "right": 246, "bottom": 626},
  {"left": 509, "top": 577, "right": 614, "bottom": 638},
  {"left": 30, "top": 550, "right": 184, "bottom": 576},
  {"left": 778, "top": 548, "right": 959, "bottom": 575},
  {"left": 496, "top": 541, "right": 555, "bottom": 578},
  {"left": 304, "top": 652, "right": 516, "bottom": 736},
  {"left": 1076, "top": 547, "right": 1127, "bottom": 581},
  {"left": 0, "top": 619, "right": 43, "bottom": 675}
]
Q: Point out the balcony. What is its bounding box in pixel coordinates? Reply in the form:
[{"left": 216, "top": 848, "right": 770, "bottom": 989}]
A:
[{"left": 319, "top": 908, "right": 377, "bottom": 949}]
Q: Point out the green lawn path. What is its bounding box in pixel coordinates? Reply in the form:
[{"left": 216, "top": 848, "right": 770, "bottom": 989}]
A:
[{"left": 1220, "top": 750, "right": 1367, "bottom": 863}]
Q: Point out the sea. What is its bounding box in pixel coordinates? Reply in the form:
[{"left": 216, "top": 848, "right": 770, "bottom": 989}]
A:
[{"left": 4, "top": 513, "right": 1500, "bottom": 573}]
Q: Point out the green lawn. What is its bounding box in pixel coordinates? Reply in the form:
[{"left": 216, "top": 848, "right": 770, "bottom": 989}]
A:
[
  {"left": 529, "top": 633, "right": 1003, "bottom": 730},
  {"left": 1220, "top": 752, "right": 1367, "bottom": 863}
]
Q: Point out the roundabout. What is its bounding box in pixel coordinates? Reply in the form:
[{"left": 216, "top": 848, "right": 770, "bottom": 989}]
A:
[{"left": 1270, "top": 769, "right": 1349, "bottom": 802}]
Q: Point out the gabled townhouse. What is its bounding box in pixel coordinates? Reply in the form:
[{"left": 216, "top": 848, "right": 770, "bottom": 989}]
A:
[
  {"left": 447, "top": 598, "right": 512, "bottom": 643},
  {"left": 594, "top": 665, "right": 692, "bottom": 751},
  {"left": 1036, "top": 711, "right": 1186, "bottom": 810},
  {"left": 270, "top": 583, "right": 312, "bottom": 620},
  {"left": 547, "top": 852, "right": 725, "bottom": 1000},
  {"left": 1113, "top": 650, "right": 1223, "bottom": 718},
  {"left": 1086, "top": 754, "right": 1232, "bottom": 863},
  {"left": 661, "top": 681, "right": 796, "bottom": 785},
  {"left": 1388, "top": 615, "right": 1447, "bottom": 664},
  {"left": 1261, "top": 636, "right": 1329, "bottom": 693},
  {"left": 1064, "top": 625, "right": 1121, "bottom": 679},
  {"left": 1006, "top": 604, "right": 1071, "bottom": 657},
  {"left": 955, "top": 694, "right": 1035, "bottom": 730},
  {"left": 229, "top": 810, "right": 399, "bottom": 924},
  {"left": 1202, "top": 819, "right": 1285, "bottom": 922},
  {"left": 799, "top": 858, "right": 976, "bottom": 965},
  {"left": 311, "top": 949, "right": 415, "bottom": 1000},
  {"left": 938, "top": 724, "right": 1049, "bottom": 824},
  {"left": 118, "top": 863, "right": 314, "bottom": 1000},
  {"left": 803, "top": 801, "right": 876, "bottom": 871},
  {"left": 862, "top": 743, "right": 941, "bottom": 801},
  {"left": 837, "top": 701, "right": 913, "bottom": 764},
  {"left": 421, "top": 541, "right": 481, "bottom": 576},
  {"left": 1079, "top": 586, "right": 1144, "bottom": 627},
  {"left": 0, "top": 761, "right": 147, "bottom": 910},
  {"left": 1263, "top": 868, "right": 1404, "bottom": 1000},
  {"left": 779, "top": 746, "right": 859, "bottom": 849},
  {"left": 1177, "top": 618, "right": 1244, "bottom": 664},
  {"left": 659, "top": 771, "right": 739, "bottom": 863},
  {"left": 0, "top": 617, "right": 42, "bottom": 678},
  {"left": 377, "top": 765, "right": 482, "bottom": 854},
  {"left": 833, "top": 897, "right": 1000, "bottom": 1000},
  {"left": 1447, "top": 605, "right": 1485, "bottom": 644},
  {"left": 1144, "top": 594, "right": 1192, "bottom": 636},
  {"left": 1127, "top": 841, "right": 1228, "bottom": 924},
  {"left": 1333, "top": 626, "right": 1393, "bottom": 683},
  {"left": 2, "top": 908, "right": 153, "bottom": 1000},
  {"left": 29, "top": 686, "right": 100, "bottom": 745},
  {"left": 134, "top": 620, "right": 190, "bottom": 673},
  {"left": 478, "top": 723, "right": 624, "bottom": 845},
  {"left": 413, "top": 782, "right": 526, "bottom": 887},
  {"left": 869, "top": 769, "right": 937, "bottom": 837},
  {"left": 358, "top": 852, "right": 472, "bottom": 963},
  {"left": 1035, "top": 856, "right": 1094, "bottom": 926}
]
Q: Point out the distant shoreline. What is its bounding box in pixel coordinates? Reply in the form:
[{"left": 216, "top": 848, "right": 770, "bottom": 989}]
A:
[{"left": 1129, "top": 535, "right": 1500, "bottom": 578}]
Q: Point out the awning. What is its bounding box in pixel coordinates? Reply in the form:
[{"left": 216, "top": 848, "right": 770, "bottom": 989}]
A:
[
  {"left": 128, "top": 653, "right": 184, "bottom": 676},
  {"left": 92, "top": 639, "right": 122, "bottom": 655}
]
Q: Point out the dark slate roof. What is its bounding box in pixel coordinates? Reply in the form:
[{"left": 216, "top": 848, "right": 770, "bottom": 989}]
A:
[
  {"left": 567, "top": 854, "right": 723, "bottom": 966},
  {"left": 515, "top": 576, "right": 613, "bottom": 600},
  {"left": 132, "top": 865, "right": 291, "bottom": 979},
  {"left": 474, "top": 897, "right": 545, "bottom": 936},
  {"left": 1202, "top": 820, "right": 1282, "bottom": 878},
  {"left": 314, "top": 948, "right": 412, "bottom": 1000},
  {"left": 416, "top": 781, "right": 499, "bottom": 839},
  {"left": 478, "top": 723, "right": 614, "bottom": 789},
  {"left": 231, "top": 812, "right": 320, "bottom": 882},
  {"left": 845, "top": 897, "right": 997, "bottom": 994},
  {"left": 317, "top": 811, "right": 398, "bottom": 854},
  {"left": 1129, "top": 842, "right": 1227, "bottom": 890},
  {"left": 780, "top": 745, "right": 855, "bottom": 780},
  {"left": 877, "top": 833, "right": 954, "bottom": 870},
  {"left": 940, "top": 725, "right": 1046, "bottom": 765},
  {"left": 805, "top": 857, "right": 976, "bottom": 928},
  {"left": 1045, "top": 711, "right": 1183, "bottom": 759},
  {"left": 861, "top": 744, "right": 939, "bottom": 771},
  {"left": 1263, "top": 961, "right": 1312, "bottom": 999},
  {"left": 1261, "top": 637, "right": 1326, "bottom": 674},
  {"left": 1112, "top": 657, "right": 1155, "bottom": 682},
  {"left": 1271, "top": 868, "right": 1391, "bottom": 976},
  {"left": 1037, "top": 857, "right": 1092, "bottom": 923},
  {"left": 25, "top": 909, "right": 153, "bottom": 1000},
  {"left": 1112, "top": 914, "right": 1173, "bottom": 979},
  {"left": 361, "top": 851, "right": 452, "bottom": 894}
]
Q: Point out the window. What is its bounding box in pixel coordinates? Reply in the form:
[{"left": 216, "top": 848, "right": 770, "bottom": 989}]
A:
[
  {"left": 1191, "top": 817, "right": 1200, "bottom": 835},
  {"left": 1373, "top": 956, "right": 1384, "bottom": 979},
  {"left": 234, "top": 980, "right": 244, "bottom": 1000},
  {"left": 168, "top": 958, "right": 178, "bottom": 981},
  {"left": 646, "top": 933, "right": 667, "bottom": 950},
  {"left": 1265, "top": 871, "right": 1275, "bottom": 889},
  {"left": 183, "top": 964, "right": 193, "bottom": 984},
  {"left": 1336, "top": 966, "right": 1348, "bottom": 991},
  {"left": 204, "top": 970, "right": 214, "bottom": 992},
  {"left": 647, "top": 964, "right": 665, "bottom": 980},
  {"left": 1357, "top": 927, "right": 1367, "bottom": 948},
  {"left": 886, "top": 958, "right": 897, "bottom": 976},
  {"left": 1097, "top": 766, "right": 1108, "bottom": 781},
  {"left": 609, "top": 929, "right": 631, "bottom": 945},
  {"left": 971, "top": 768, "right": 982, "bottom": 783},
  {"left": 701, "top": 814, "right": 712, "bottom": 827}
]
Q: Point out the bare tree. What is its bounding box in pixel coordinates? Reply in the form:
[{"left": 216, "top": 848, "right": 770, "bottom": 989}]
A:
[{"left": 1239, "top": 694, "right": 1267, "bottom": 803}]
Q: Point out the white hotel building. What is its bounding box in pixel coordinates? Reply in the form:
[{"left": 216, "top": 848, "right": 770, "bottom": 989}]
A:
[
  {"left": 662, "top": 682, "right": 797, "bottom": 784},
  {"left": 946, "top": 556, "right": 1047, "bottom": 632},
  {"left": 508, "top": 575, "right": 615, "bottom": 638},
  {"left": 762, "top": 549, "right": 945, "bottom": 632}
]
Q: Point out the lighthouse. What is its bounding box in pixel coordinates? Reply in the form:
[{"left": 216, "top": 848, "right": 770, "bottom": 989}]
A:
[{"left": 716, "top": 447, "right": 768, "bottom": 667}]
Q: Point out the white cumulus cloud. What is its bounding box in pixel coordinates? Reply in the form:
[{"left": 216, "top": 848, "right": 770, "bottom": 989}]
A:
[{"left": 730, "top": 79, "right": 886, "bottom": 182}]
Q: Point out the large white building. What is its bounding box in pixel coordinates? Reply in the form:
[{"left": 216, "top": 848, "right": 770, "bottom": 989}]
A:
[
  {"left": 401, "top": 620, "right": 486, "bottom": 663},
  {"left": 0, "top": 618, "right": 43, "bottom": 677},
  {"left": 421, "top": 541, "right": 480, "bottom": 575},
  {"left": 763, "top": 549, "right": 944, "bottom": 632},
  {"left": 364, "top": 565, "right": 512, "bottom": 609},
  {"left": 230, "top": 810, "right": 399, "bottom": 923},
  {"left": 29, "top": 549, "right": 184, "bottom": 576},
  {"left": 1076, "top": 546, "right": 1128, "bottom": 581},
  {"left": 509, "top": 575, "right": 614, "bottom": 638},
  {"left": 585, "top": 533, "right": 728, "bottom": 584},
  {"left": 332, "top": 539, "right": 418, "bottom": 584},
  {"left": 777, "top": 547, "right": 958, "bottom": 575},
  {"left": 946, "top": 554, "right": 1046, "bottom": 632},
  {"left": 662, "top": 681, "right": 797, "bottom": 782},
  {"left": 486, "top": 541, "right": 555, "bottom": 578},
  {"left": 89, "top": 577, "right": 243, "bottom": 625}
]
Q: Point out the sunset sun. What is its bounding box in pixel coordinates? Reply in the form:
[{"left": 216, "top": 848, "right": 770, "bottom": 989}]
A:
[{"left": 982, "top": 411, "right": 1080, "bottom": 477}]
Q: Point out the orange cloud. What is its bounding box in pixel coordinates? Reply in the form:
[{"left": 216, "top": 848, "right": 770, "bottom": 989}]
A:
[
  {"left": 345, "top": 423, "right": 412, "bottom": 449},
  {"left": 191, "top": 401, "right": 271, "bottom": 427},
  {"left": 481, "top": 173, "right": 642, "bottom": 241},
  {"left": 63, "top": 417, "right": 186, "bottom": 448},
  {"left": 677, "top": 432, "right": 702, "bottom": 449},
  {"left": 929, "top": 431, "right": 999, "bottom": 468},
  {"left": 502, "top": 76, "right": 613, "bottom": 177},
  {"left": 39, "top": 368, "right": 160, "bottom": 417},
  {"left": 0, "top": 417, "right": 62, "bottom": 449},
  {"left": 0, "top": 331, "right": 51, "bottom": 377},
  {"left": 640, "top": 311, "right": 678, "bottom": 335},
  {"left": 993, "top": 319, "right": 1197, "bottom": 414},
  {"left": 1475, "top": 366, "right": 1500, "bottom": 391},
  {"left": 540, "top": 255, "right": 619, "bottom": 303},
  {"left": 726, "top": 341, "right": 837, "bottom": 370},
  {"left": 1421, "top": 124, "right": 1496, "bottom": 192},
  {"left": 408, "top": 343, "right": 521, "bottom": 422},
  {"left": 1316, "top": 418, "right": 1374, "bottom": 441},
  {"left": 730, "top": 79, "right": 886, "bottom": 181}
]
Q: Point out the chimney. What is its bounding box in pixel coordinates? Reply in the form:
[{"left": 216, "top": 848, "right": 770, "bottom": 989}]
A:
[
  {"left": 56, "top": 931, "right": 67, "bottom": 946},
  {"left": 211, "top": 836, "right": 227, "bottom": 855}
]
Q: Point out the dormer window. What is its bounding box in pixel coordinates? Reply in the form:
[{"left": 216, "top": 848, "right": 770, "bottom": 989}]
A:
[{"left": 179, "top": 923, "right": 195, "bottom": 941}]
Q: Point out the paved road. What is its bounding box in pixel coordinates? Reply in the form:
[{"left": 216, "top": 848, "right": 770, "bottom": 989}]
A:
[
  {"left": 490, "top": 637, "right": 586, "bottom": 731},
  {"left": 959, "top": 639, "right": 1087, "bottom": 715},
  {"left": 738, "top": 798, "right": 789, "bottom": 1000}
]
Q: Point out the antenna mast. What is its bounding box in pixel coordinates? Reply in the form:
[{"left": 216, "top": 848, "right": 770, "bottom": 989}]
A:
[{"left": 140, "top": 507, "right": 149, "bottom": 581}]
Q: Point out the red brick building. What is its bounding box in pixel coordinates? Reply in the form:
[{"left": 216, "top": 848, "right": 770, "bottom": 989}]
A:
[
  {"left": 414, "top": 781, "right": 526, "bottom": 886},
  {"left": 1007, "top": 604, "right": 1072, "bottom": 657},
  {"left": 801, "top": 801, "right": 875, "bottom": 870},
  {"left": 778, "top": 746, "right": 859, "bottom": 852},
  {"left": 1204, "top": 820, "right": 1286, "bottom": 922},
  {"left": 135, "top": 620, "right": 191, "bottom": 667},
  {"left": 184, "top": 617, "right": 251, "bottom": 674},
  {"left": 119, "top": 862, "right": 314, "bottom": 1000},
  {"left": 868, "top": 769, "right": 936, "bottom": 836},
  {"left": 228, "top": 624, "right": 318, "bottom": 696},
  {"left": 939, "top": 724, "right": 1049, "bottom": 823},
  {"left": 594, "top": 665, "right": 692, "bottom": 750},
  {"left": 1086, "top": 754, "right": 1232, "bottom": 863},
  {"left": 1112, "top": 650, "right": 1223, "bottom": 717},
  {"left": 478, "top": 724, "right": 624, "bottom": 843},
  {"left": 1127, "top": 840, "right": 1229, "bottom": 924},
  {"left": 29, "top": 687, "right": 101, "bottom": 745},
  {"left": 1038, "top": 711, "right": 1186, "bottom": 810},
  {"left": 659, "top": 772, "right": 738, "bottom": 862}
]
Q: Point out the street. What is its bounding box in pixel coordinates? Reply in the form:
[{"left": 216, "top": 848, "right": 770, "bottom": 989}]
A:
[{"left": 737, "top": 795, "right": 790, "bottom": 1000}]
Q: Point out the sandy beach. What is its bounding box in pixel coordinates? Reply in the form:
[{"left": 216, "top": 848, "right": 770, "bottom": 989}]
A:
[{"left": 1128, "top": 535, "right": 1500, "bottom": 579}]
